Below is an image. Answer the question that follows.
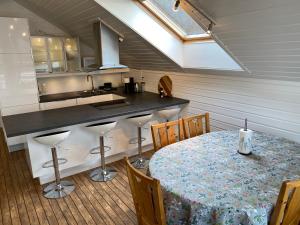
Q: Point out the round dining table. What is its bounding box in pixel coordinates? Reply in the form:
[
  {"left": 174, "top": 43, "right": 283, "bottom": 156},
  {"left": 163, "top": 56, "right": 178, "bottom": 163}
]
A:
[{"left": 149, "top": 130, "right": 300, "bottom": 225}]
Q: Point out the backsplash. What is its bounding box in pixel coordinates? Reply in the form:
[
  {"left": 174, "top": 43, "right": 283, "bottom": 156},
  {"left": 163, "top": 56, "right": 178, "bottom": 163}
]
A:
[{"left": 37, "top": 73, "right": 123, "bottom": 95}]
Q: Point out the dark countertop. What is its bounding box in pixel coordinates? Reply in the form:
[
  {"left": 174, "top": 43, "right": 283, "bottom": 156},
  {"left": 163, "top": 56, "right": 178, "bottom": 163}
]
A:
[
  {"left": 39, "top": 89, "right": 115, "bottom": 103},
  {"left": 3, "top": 90, "right": 189, "bottom": 137}
]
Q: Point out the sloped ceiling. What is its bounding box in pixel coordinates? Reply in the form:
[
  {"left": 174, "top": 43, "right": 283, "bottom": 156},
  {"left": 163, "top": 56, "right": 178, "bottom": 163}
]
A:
[
  {"left": 14, "top": 0, "right": 182, "bottom": 72},
  {"left": 15, "top": 0, "right": 300, "bottom": 81},
  {"left": 187, "top": 0, "right": 300, "bottom": 81}
]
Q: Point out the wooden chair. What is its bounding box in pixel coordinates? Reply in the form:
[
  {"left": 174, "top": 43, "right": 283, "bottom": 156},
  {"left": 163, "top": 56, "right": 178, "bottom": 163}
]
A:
[
  {"left": 124, "top": 157, "right": 166, "bottom": 225},
  {"left": 270, "top": 180, "right": 300, "bottom": 225},
  {"left": 183, "top": 113, "right": 210, "bottom": 139},
  {"left": 151, "top": 119, "right": 185, "bottom": 152}
]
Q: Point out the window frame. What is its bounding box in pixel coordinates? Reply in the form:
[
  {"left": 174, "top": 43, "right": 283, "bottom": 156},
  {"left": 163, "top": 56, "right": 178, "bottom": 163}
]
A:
[{"left": 137, "top": 0, "right": 212, "bottom": 42}]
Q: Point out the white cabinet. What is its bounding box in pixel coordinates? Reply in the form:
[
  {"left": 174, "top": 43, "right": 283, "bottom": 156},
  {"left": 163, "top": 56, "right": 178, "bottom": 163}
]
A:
[
  {"left": 0, "top": 17, "right": 39, "bottom": 116},
  {"left": 1, "top": 104, "right": 40, "bottom": 116},
  {"left": 0, "top": 54, "right": 39, "bottom": 107},
  {"left": 39, "top": 99, "right": 77, "bottom": 110},
  {"left": 31, "top": 36, "right": 81, "bottom": 73},
  {"left": 0, "top": 17, "right": 31, "bottom": 54}
]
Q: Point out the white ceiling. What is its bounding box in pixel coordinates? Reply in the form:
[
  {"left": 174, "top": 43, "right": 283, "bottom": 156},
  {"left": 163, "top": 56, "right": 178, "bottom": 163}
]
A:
[{"left": 14, "top": 0, "right": 300, "bottom": 81}]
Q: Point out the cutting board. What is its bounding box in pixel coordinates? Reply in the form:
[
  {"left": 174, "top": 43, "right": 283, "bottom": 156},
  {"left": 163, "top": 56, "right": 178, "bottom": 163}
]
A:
[{"left": 158, "top": 75, "right": 172, "bottom": 97}]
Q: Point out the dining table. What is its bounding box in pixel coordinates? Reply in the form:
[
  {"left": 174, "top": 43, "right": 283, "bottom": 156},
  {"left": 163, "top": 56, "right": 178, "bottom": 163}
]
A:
[{"left": 149, "top": 130, "right": 300, "bottom": 225}]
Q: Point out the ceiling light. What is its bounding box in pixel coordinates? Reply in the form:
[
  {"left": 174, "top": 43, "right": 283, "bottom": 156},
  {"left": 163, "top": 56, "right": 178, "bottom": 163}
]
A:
[
  {"left": 207, "top": 22, "right": 213, "bottom": 34},
  {"left": 9, "top": 25, "right": 14, "bottom": 30},
  {"left": 172, "top": 0, "right": 180, "bottom": 12}
]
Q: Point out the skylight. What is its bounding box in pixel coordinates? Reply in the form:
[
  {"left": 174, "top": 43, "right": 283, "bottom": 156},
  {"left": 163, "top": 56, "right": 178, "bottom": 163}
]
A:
[{"left": 140, "top": 0, "right": 210, "bottom": 41}]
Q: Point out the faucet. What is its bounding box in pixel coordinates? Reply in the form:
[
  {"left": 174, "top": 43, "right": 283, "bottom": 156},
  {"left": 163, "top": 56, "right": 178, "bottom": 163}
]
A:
[{"left": 86, "top": 74, "right": 96, "bottom": 94}]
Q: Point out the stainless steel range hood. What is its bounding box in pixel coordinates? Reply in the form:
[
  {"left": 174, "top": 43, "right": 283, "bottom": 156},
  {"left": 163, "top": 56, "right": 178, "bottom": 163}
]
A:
[{"left": 90, "top": 20, "right": 128, "bottom": 71}]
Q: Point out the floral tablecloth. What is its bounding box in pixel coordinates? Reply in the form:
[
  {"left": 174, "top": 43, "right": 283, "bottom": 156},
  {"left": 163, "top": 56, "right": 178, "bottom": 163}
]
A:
[{"left": 149, "top": 130, "right": 300, "bottom": 225}]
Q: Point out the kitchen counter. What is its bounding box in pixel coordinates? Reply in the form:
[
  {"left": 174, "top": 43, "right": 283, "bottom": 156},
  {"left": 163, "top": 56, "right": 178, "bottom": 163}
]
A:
[
  {"left": 3, "top": 90, "right": 189, "bottom": 137},
  {"left": 39, "top": 91, "right": 84, "bottom": 103}
]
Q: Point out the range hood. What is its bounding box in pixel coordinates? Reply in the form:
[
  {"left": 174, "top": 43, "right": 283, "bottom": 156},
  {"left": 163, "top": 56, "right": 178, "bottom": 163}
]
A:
[{"left": 90, "top": 21, "right": 128, "bottom": 71}]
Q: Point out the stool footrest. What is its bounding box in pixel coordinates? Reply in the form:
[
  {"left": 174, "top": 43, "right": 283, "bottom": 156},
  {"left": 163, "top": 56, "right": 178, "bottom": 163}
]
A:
[
  {"left": 90, "top": 146, "right": 111, "bottom": 154},
  {"left": 129, "top": 137, "right": 146, "bottom": 144},
  {"left": 42, "top": 158, "right": 68, "bottom": 168}
]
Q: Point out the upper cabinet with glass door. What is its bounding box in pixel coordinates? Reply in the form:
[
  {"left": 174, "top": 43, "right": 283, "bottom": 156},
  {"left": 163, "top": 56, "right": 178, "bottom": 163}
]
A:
[
  {"left": 64, "top": 38, "right": 81, "bottom": 72},
  {"left": 31, "top": 36, "right": 81, "bottom": 73},
  {"left": 31, "top": 37, "right": 49, "bottom": 73}
]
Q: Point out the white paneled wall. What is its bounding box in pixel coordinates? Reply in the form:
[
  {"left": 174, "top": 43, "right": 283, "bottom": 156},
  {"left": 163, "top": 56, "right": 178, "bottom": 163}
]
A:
[{"left": 130, "top": 69, "right": 300, "bottom": 142}]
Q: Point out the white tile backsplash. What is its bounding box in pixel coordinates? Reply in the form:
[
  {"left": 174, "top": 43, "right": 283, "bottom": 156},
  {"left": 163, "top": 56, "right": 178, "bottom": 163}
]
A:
[{"left": 37, "top": 73, "right": 123, "bottom": 95}]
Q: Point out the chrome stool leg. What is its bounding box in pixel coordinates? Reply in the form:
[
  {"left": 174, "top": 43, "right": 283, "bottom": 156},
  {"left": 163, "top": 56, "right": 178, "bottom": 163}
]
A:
[
  {"left": 131, "top": 126, "right": 149, "bottom": 169},
  {"left": 90, "top": 136, "right": 117, "bottom": 182},
  {"left": 43, "top": 147, "right": 75, "bottom": 199}
]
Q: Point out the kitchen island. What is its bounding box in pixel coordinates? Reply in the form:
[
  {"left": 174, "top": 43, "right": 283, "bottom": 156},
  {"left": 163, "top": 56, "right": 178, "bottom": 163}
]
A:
[{"left": 2, "top": 90, "right": 189, "bottom": 183}]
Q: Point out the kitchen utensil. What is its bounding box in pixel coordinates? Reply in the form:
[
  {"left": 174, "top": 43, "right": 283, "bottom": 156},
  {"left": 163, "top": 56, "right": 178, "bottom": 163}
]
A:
[{"left": 158, "top": 75, "right": 172, "bottom": 97}]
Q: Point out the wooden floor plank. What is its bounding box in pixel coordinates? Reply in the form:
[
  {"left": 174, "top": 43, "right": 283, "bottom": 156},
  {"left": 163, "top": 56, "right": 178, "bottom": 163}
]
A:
[
  {"left": 3, "top": 158, "right": 22, "bottom": 225},
  {"left": 55, "top": 198, "right": 78, "bottom": 225},
  {"left": 0, "top": 130, "right": 12, "bottom": 225},
  {"left": 62, "top": 195, "right": 88, "bottom": 225},
  {"left": 77, "top": 173, "right": 128, "bottom": 225},
  {"left": 0, "top": 128, "right": 146, "bottom": 225},
  {"left": 0, "top": 174, "right": 12, "bottom": 225},
  {"left": 71, "top": 177, "right": 107, "bottom": 225},
  {"left": 81, "top": 174, "right": 135, "bottom": 224},
  {"left": 17, "top": 152, "right": 51, "bottom": 225},
  {"left": 7, "top": 154, "right": 31, "bottom": 225}
]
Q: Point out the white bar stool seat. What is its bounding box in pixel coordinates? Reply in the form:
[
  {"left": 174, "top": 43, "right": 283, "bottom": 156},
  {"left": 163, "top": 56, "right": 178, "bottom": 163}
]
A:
[
  {"left": 86, "top": 121, "right": 117, "bottom": 182},
  {"left": 34, "top": 130, "right": 74, "bottom": 199},
  {"left": 127, "top": 113, "right": 153, "bottom": 169},
  {"left": 157, "top": 108, "right": 181, "bottom": 122}
]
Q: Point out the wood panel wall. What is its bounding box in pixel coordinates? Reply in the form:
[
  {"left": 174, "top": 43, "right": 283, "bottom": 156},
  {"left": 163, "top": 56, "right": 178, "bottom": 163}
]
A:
[
  {"left": 130, "top": 69, "right": 300, "bottom": 142},
  {"left": 188, "top": 0, "right": 300, "bottom": 81}
]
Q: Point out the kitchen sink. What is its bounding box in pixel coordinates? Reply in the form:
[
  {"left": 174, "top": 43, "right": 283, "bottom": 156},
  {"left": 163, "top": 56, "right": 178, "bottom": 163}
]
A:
[
  {"left": 77, "top": 93, "right": 129, "bottom": 109},
  {"left": 80, "top": 90, "right": 106, "bottom": 97},
  {"left": 90, "top": 100, "right": 130, "bottom": 110}
]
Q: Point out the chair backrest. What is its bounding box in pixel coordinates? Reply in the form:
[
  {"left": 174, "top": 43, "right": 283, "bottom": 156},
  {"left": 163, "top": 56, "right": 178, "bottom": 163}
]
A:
[
  {"left": 270, "top": 180, "right": 300, "bottom": 225},
  {"left": 151, "top": 119, "right": 185, "bottom": 152},
  {"left": 124, "top": 157, "right": 166, "bottom": 225},
  {"left": 183, "top": 113, "right": 210, "bottom": 139}
]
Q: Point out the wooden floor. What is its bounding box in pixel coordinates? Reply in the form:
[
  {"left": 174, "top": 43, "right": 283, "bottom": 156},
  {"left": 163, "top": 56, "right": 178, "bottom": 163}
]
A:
[{"left": 0, "top": 129, "right": 149, "bottom": 225}]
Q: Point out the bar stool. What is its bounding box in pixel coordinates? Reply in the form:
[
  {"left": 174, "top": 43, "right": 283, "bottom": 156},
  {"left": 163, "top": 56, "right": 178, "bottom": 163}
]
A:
[
  {"left": 86, "top": 121, "right": 117, "bottom": 182},
  {"left": 34, "top": 130, "right": 75, "bottom": 199},
  {"left": 157, "top": 108, "right": 181, "bottom": 122},
  {"left": 127, "top": 114, "right": 153, "bottom": 169}
]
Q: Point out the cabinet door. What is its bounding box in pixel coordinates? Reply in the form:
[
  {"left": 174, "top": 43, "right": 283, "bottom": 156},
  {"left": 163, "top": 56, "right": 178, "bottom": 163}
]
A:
[
  {"left": 0, "top": 18, "right": 31, "bottom": 54},
  {"left": 48, "top": 37, "right": 65, "bottom": 72},
  {"left": 31, "top": 37, "right": 49, "bottom": 73},
  {"left": 39, "top": 99, "right": 77, "bottom": 110},
  {"left": 64, "top": 38, "right": 81, "bottom": 72},
  {"left": 1, "top": 104, "right": 40, "bottom": 116},
  {"left": 0, "top": 53, "right": 39, "bottom": 107}
]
